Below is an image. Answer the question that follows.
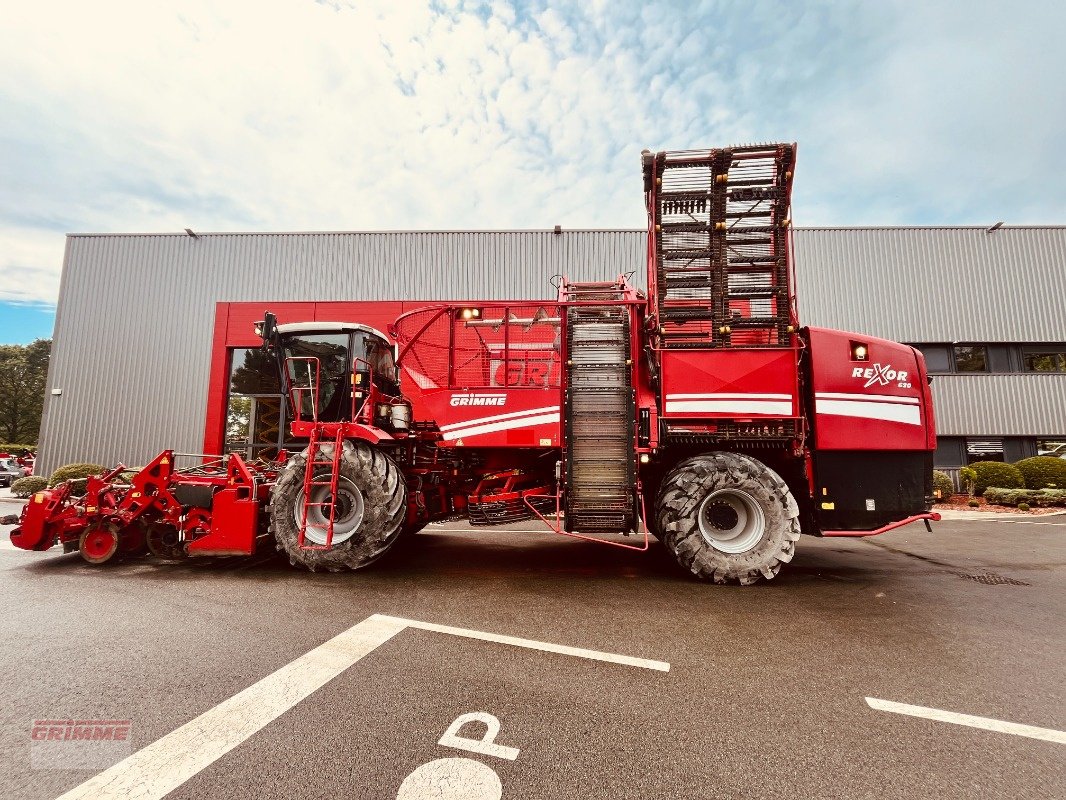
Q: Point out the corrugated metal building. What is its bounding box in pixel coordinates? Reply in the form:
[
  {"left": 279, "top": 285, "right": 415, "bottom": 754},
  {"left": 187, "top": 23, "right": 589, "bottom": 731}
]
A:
[{"left": 38, "top": 227, "right": 1066, "bottom": 475}]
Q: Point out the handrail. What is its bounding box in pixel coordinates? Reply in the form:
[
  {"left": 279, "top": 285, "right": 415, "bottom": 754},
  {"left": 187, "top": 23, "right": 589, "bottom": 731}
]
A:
[{"left": 284, "top": 356, "right": 321, "bottom": 422}]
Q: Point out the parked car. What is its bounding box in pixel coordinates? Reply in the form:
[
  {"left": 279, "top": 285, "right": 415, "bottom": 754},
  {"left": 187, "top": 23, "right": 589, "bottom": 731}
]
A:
[{"left": 0, "top": 458, "right": 26, "bottom": 488}]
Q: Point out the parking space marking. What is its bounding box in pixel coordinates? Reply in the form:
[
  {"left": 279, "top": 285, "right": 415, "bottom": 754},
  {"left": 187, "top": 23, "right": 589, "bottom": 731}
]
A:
[
  {"left": 55, "top": 615, "right": 409, "bottom": 800},
  {"left": 866, "top": 697, "right": 1066, "bottom": 745},
  {"left": 55, "top": 613, "right": 668, "bottom": 800},
  {"left": 994, "top": 519, "right": 1066, "bottom": 526},
  {"left": 385, "top": 614, "right": 671, "bottom": 672}
]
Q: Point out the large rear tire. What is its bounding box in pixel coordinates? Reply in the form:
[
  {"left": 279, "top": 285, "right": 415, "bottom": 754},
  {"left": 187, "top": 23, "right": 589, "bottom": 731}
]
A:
[
  {"left": 269, "top": 440, "right": 406, "bottom": 572},
  {"left": 655, "top": 452, "right": 800, "bottom": 585}
]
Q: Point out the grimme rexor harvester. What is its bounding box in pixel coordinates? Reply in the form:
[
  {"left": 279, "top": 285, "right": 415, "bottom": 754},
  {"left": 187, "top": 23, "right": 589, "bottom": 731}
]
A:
[{"left": 11, "top": 143, "right": 940, "bottom": 583}]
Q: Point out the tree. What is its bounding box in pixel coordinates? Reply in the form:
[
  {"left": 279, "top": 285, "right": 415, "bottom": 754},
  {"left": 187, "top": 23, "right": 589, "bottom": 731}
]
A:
[{"left": 0, "top": 339, "right": 51, "bottom": 444}]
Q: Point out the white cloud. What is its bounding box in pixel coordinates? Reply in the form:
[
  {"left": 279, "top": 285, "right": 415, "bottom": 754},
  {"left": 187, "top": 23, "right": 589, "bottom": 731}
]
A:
[{"left": 0, "top": 0, "right": 1064, "bottom": 303}]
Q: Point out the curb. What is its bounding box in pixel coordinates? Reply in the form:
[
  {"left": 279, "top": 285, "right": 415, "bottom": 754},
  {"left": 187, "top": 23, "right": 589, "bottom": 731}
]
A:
[{"left": 935, "top": 508, "right": 1066, "bottom": 521}]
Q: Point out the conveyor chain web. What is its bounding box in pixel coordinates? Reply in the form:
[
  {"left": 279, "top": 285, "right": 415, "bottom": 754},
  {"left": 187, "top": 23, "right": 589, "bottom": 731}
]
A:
[
  {"left": 564, "top": 298, "right": 636, "bottom": 532},
  {"left": 649, "top": 143, "right": 796, "bottom": 347}
]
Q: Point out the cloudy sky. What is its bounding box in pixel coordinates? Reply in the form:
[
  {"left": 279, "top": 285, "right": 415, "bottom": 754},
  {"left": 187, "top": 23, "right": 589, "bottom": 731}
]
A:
[{"left": 1, "top": 0, "right": 1064, "bottom": 342}]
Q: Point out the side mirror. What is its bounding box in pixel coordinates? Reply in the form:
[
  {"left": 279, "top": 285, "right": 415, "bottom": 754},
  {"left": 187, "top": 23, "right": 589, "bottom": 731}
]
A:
[{"left": 255, "top": 311, "right": 277, "bottom": 348}]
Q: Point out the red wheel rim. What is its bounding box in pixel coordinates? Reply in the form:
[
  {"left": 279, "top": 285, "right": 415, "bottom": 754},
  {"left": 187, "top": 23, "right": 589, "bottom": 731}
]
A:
[{"left": 81, "top": 526, "right": 118, "bottom": 563}]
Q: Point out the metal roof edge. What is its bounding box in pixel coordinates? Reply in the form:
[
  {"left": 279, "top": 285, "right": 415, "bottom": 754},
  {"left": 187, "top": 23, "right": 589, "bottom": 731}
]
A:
[
  {"left": 794, "top": 225, "right": 1066, "bottom": 231},
  {"left": 65, "top": 228, "right": 649, "bottom": 238},
  {"left": 65, "top": 225, "right": 1066, "bottom": 238}
]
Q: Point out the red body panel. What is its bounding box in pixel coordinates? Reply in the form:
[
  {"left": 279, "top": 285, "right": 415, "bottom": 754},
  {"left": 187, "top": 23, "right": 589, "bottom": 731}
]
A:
[
  {"left": 805, "top": 327, "right": 932, "bottom": 451},
  {"left": 420, "top": 388, "right": 561, "bottom": 448},
  {"left": 394, "top": 302, "right": 565, "bottom": 449},
  {"left": 187, "top": 488, "right": 258, "bottom": 556},
  {"left": 10, "top": 490, "right": 69, "bottom": 550},
  {"left": 659, "top": 348, "right": 801, "bottom": 420}
]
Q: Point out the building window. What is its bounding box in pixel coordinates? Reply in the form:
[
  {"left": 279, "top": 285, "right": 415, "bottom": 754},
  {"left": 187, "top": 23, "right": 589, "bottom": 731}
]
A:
[
  {"left": 1023, "top": 351, "right": 1066, "bottom": 372},
  {"left": 953, "top": 345, "right": 988, "bottom": 372},
  {"left": 226, "top": 348, "right": 286, "bottom": 460},
  {"left": 912, "top": 344, "right": 953, "bottom": 374},
  {"left": 1037, "top": 438, "right": 1066, "bottom": 458},
  {"left": 966, "top": 438, "right": 1004, "bottom": 463},
  {"left": 229, "top": 348, "right": 281, "bottom": 394}
]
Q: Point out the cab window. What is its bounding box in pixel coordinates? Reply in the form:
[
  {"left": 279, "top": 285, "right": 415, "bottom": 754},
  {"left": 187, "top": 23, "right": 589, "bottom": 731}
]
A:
[{"left": 282, "top": 334, "right": 350, "bottom": 421}]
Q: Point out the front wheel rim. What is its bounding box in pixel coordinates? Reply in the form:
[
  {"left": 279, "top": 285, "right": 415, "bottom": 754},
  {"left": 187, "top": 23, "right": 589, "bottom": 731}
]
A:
[
  {"left": 295, "top": 474, "right": 365, "bottom": 546},
  {"left": 697, "top": 489, "right": 766, "bottom": 553}
]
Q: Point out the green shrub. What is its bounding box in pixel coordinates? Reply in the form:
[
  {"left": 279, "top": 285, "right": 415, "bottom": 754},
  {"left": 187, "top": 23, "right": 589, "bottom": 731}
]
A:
[
  {"left": 1013, "top": 456, "right": 1066, "bottom": 490},
  {"left": 1017, "top": 502, "right": 1030, "bottom": 512},
  {"left": 983, "top": 488, "right": 1066, "bottom": 507},
  {"left": 932, "top": 470, "right": 955, "bottom": 500},
  {"left": 967, "top": 498, "right": 980, "bottom": 508},
  {"left": 959, "top": 466, "right": 977, "bottom": 495},
  {"left": 967, "top": 461, "right": 1024, "bottom": 495},
  {"left": 10, "top": 475, "right": 47, "bottom": 498},
  {"left": 47, "top": 463, "right": 105, "bottom": 495}
]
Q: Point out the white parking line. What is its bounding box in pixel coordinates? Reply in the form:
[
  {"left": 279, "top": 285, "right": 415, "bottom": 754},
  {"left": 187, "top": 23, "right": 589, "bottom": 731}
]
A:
[
  {"left": 866, "top": 697, "right": 1066, "bottom": 745},
  {"left": 55, "top": 613, "right": 669, "bottom": 800},
  {"left": 995, "top": 519, "right": 1066, "bottom": 527},
  {"left": 388, "top": 614, "right": 670, "bottom": 672}
]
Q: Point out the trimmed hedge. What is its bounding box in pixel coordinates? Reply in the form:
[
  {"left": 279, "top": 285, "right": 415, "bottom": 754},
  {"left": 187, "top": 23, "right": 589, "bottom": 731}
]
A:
[
  {"left": 1013, "top": 456, "right": 1066, "bottom": 490},
  {"left": 983, "top": 488, "right": 1066, "bottom": 508},
  {"left": 0, "top": 444, "right": 35, "bottom": 455},
  {"left": 47, "top": 463, "right": 105, "bottom": 495},
  {"left": 932, "top": 470, "right": 955, "bottom": 500},
  {"left": 967, "top": 461, "right": 1025, "bottom": 495},
  {"left": 11, "top": 475, "right": 47, "bottom": 498}
]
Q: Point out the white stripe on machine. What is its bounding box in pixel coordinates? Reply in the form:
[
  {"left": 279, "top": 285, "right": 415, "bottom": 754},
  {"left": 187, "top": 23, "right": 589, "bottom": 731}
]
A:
[
  {"left": 666, "top": 393, "right": 793, "bottom": 400},
  {"left": 664, "top": 393, "right": 794, "bottom": 416},
  {"left": 815, "top": 392, "right": 919, "bottom": 405},
  {"left": 439, "top": 405, "right": 560, "bottom": 432},
  {"left": 815, "top": 398, "right": 921, "bottom": 426},
  {"left": 441, "top": 409, "right": 561, "bottom": 440}
]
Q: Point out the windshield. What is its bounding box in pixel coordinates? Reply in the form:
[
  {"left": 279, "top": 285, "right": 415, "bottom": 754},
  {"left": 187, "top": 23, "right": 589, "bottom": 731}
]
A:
[
  {"left": 282, "top": 334, "right": 350, "bottom": 421},
  {"left": 278, "top": 330, "right": 399, "bottom": 422}
]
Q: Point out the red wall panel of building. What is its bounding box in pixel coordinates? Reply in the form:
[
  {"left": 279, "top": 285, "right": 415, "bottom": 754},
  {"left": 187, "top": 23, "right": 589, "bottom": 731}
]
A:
[{"left": 204, "top": 301, "right": 409, "bottom": 455}]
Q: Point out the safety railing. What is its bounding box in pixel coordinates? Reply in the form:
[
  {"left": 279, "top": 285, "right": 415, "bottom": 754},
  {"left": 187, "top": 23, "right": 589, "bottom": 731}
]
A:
[{"left": 284, "top": 356, "right": 321, "bottom": 422}]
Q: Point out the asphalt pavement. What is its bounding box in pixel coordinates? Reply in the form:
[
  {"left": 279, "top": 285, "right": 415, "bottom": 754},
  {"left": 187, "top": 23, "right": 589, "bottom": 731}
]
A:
[{"left": 1, "top": 501, "right": 1064, "bottom": 799}]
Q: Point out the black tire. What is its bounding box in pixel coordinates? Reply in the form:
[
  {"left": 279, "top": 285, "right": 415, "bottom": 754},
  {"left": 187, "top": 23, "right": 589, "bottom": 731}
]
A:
[
  {"left": 655, "top": 452, "right": 800, "bottom": 585},
  {"left": 269, "top": 440, "right": 406, "bottom": 572}
]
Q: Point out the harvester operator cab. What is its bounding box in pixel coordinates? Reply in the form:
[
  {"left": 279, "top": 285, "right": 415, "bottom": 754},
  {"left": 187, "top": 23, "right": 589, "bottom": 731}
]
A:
[{"left": 256, "top": 313, "right": 401, "bottom": 425}]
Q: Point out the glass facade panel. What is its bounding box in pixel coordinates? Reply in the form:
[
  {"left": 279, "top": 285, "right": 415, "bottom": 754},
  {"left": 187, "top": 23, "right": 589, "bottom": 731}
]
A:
[
  {"left": 226, "top": 348, "right": 286, "bottom": 460},
  {"left": 953, "top": 345, "right": 987, "bottom": 372},
  {"left": 1023, "top": 352, "right": 1066, "bottom": 372},
  {"left": 915, "top": 344, "right": 953, "bottom": 373},
  {"left": 229, "top": 348, "right": 281, "bottom": 394}
]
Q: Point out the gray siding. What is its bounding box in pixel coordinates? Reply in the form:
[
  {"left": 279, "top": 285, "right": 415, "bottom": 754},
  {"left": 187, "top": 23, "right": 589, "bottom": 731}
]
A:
[
  {"left": 793, "top": 227, "right": 1066, "bottom": 342},
  {"left": 930, "top": 374, "right": 1066, "bottom": 436},
  {"left": 38, "top": 231, "right": 645, "bottom": 474},
  {"left": 38, "top": 227, "right": 1066, "bottom": 474}
]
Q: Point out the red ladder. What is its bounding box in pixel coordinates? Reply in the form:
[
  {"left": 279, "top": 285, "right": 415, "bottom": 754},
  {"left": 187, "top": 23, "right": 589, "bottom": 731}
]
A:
[{"left": 297, "top": 428, "right": 345, "bottom": 550}]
